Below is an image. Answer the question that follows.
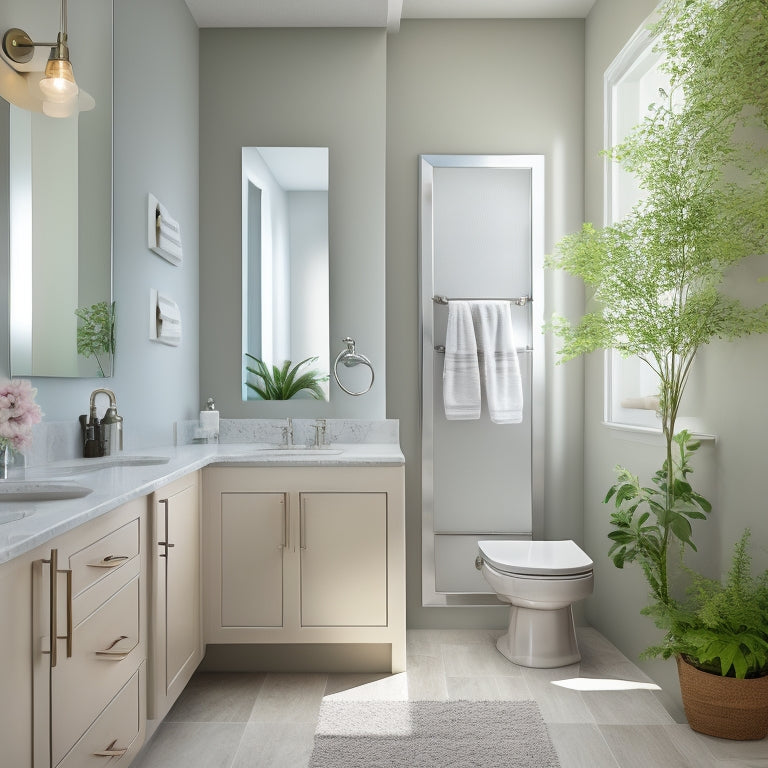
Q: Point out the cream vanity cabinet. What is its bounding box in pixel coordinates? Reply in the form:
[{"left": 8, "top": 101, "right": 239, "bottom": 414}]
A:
[
  {"left": 203, "top": 465, "right": 406, "bottom": 672},
  {"left": 149, "top": 472, "right": 203, "bottom": 722},
  {"left": 28, "top": 497, "right": 148, "bottom": 768}
]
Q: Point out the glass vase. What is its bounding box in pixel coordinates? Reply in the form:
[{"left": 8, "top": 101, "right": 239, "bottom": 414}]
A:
[{"left": 0, "top": 444, "right": 9, "bottom": 480}]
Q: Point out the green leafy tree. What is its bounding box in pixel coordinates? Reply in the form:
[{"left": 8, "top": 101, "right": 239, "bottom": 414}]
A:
[
  {"left": 75, "top": 301, "right": 115, "bottom": 377},
  {"left": 548, "top": 0, "right": 768, "bottom": 652},
  {"left": 244, "top": 354, "right": 328, "bottom": 400}
]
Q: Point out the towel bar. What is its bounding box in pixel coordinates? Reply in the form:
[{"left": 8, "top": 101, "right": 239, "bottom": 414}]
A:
[
  {"left": 434, "top": 345, "right": 533, "bottom": 354},
  {"left": 432, "top": 295, "right": 532, "bottom": 306}
]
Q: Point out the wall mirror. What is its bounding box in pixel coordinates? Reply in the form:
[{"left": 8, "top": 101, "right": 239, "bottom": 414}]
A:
[
  {"left": 3, "top": 0, "right": 113, "bottom": 378},
  {"left": 241, "top": 147, "right": 329, "bottom": 401}
]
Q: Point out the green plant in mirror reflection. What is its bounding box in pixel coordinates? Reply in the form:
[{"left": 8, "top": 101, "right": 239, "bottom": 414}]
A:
[
  {"left": 244, "top": 354, "right": 328, "bottom": 400},
  {"left": 75, "top": 301, "right": 115, "bottom": 377}
]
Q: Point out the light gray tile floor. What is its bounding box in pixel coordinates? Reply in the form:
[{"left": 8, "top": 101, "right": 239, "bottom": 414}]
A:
[{"left": 132, "top": 628, "right": 765, "bottom": 768}]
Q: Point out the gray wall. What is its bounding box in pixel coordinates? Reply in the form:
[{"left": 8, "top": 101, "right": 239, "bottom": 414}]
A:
[
  {"left": 0, "top": 0, "right": 200, "bottom": 450},
  {"left": 198, "top": 29, "right": 387, "bottom": 419},
  {"left": 386, "top": 20, "right": 587, "bottom": 628},
  {"left": 584, "top": 0, "right": 768, "bottom": 709}
]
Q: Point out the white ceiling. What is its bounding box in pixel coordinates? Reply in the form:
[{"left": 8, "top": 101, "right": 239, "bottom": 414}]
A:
[{"left": 183, "top": 0, "right": 597, "bottom": 30}]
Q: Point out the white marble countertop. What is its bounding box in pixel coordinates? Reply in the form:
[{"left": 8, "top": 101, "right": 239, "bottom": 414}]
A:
[{"left": 0, "top": 442, "right": 404, "bottom": 565}]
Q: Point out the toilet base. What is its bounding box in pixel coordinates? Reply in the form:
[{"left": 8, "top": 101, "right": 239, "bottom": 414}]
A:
[{"left": 496, "top": 604, "right": 581, "bottom": 668}]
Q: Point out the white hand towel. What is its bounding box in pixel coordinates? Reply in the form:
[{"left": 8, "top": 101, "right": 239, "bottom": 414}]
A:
[
  {"left": 470, "top": 301, "right": 523, "bottom": 424},
  {"left": 443, "top": 301, "right": 481, "bottom": 420}
]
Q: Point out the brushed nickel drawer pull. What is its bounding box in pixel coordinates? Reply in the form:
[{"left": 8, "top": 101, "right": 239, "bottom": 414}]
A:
[
  {"left": 42, "top": 549, "right": 58, "bottom": 667},
  {"left": 95, "top": 635, "right": 137, "bottom": 658},
  {"left": 93, "top": 739, "right": 127, "bottom": 757},
  {"left": 158, "top": 498, "right": 174, "bottom": 557},
  {"left": 42, "top": 550, "right": 73, "bottom": 665},
  {"left": 60, "top": 566, "right": 73, "bottom": 658},
  {"left": 89, "top": 554, "right": 130, "bottom": 568},
  {"left": 300, "top": 497, "right": 307, "bottom": 550}
]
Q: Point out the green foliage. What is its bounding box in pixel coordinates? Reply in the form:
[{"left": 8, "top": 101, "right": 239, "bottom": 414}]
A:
[
  {"left": 547, "top": 0, "right": 768, "bottom": 445},
  {"left": 605, "top": 431, "right": 712, "bottom": 606},
  {"left": 546, "top": 0, "right": 768, "bottom": 676},
  {"left": 74, "top": 301, "right": 115, "bottom": 377},
  {"left": 244, "top": 354, "right": 328, "bottom": 400},
  {"left": 643, "top": 530, "right": 768, "bottom": 679}
]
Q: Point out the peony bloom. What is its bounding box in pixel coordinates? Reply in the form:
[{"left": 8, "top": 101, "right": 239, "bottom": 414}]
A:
[{"left": 0, "top": 378, "right": 43, "bottom": 452}]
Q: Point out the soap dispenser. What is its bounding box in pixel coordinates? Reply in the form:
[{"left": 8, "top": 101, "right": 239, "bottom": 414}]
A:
[
  {"left": 199, "top": 397, "right": 219, "bottom": 442},
  {"left": 102, "top": 404, "right": 124, "bottom": 455}
]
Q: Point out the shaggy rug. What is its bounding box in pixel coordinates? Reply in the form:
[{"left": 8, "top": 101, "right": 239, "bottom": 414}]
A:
[{"left": 308, "top": 700, "right": 561, "bottom": 767}]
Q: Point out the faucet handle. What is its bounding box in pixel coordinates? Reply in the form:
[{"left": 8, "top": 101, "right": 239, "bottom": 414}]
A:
[{"left": 312, "top": 418, "right": 327, "bottom": 448}]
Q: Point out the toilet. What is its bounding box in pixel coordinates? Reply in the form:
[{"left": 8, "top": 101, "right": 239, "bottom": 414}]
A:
[{"left": 477, "top": 539, "right": 594, "bottom": 668}]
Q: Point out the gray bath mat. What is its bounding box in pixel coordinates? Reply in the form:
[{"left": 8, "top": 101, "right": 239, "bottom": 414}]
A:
[{"left": 309, "top": 700, "right": 561, "bottom": 767}]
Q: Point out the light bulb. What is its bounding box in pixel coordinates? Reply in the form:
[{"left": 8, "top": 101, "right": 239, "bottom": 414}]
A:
[{"left": 40, "top": 58, "right": 78, "bottom": 101}]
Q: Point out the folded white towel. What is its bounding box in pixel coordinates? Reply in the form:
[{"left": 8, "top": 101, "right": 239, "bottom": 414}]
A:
[
  {"left": 157, "top": 213, "right": 183, "bottom": 261},
  {"left": 156, "top": 294, "right": 182, "bottom": 345},
  {"left": 443, "top": 301, "right": 481, "bottom": 420},
  {"left": 149, "top": 195, "right": 183, "bottom": 265},
  {"left": 470, "top": 301, "right": 523, "bottom": 424}
]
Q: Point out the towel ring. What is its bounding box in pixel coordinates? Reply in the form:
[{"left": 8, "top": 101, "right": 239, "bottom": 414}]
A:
[{"left": 333, "top": 337, "right": 374, "bottom": 396}]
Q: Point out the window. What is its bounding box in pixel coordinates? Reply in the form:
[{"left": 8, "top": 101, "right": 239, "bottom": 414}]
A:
[{"left": 602, "top": 20, "right": 707, "bottom": 434}]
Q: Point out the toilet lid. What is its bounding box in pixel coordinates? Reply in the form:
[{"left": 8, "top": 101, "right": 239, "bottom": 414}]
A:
[{"left": 478, "top": 540, "right": 593, "bottom": 576}]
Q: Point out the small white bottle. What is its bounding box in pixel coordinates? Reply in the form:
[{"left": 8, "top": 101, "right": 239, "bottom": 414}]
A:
[{"left": 199, "top": 396, "right": 219, "bottom": 443}]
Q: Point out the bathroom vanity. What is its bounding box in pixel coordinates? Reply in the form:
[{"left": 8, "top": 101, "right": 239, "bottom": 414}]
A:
[
  {"left": 0, "top": 427, "right": 404, "bottom": 768},
  {"left": 203, "top": 464, "right": 405, "bottom": 672}
]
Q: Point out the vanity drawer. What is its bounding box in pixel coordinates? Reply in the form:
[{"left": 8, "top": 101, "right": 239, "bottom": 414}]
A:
[
  {"left": 56, "top": 668, "right": 142, "bottom": 768},
  {"left": 51, "top": 576, "right": 141, "bottom": 766},
  {"left": 69, "top": 518, "right": 140, "bottom": 597}
]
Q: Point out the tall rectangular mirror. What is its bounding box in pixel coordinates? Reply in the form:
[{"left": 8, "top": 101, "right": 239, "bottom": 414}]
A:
[
  {"left": 4, "top": 0, "right": 113, "bottom": 378},
  {"left": 241, "top": 147, "right": 329, "bottom": 401}
]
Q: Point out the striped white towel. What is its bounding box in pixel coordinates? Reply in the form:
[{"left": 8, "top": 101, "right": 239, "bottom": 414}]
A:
[
  {"left": 151, "top": 200, "right": 183, "bottom": 265},
  {"left": 443, "top": 301, "right": 481, "bottom": 420},
  {"left": 470, "top": 301, "right": 523, "bottom": 424}
]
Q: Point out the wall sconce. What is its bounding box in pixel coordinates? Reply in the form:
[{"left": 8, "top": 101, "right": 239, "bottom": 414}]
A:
[{"left": 1, "top": 0, "right": 92, "bottom": 117}]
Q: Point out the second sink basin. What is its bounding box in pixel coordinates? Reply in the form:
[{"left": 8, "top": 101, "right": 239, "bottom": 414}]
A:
[
  {"left": 0, "top": 481, "right": 93, "bottom": 502},
  {"left": 255, "top": 447, "right": 343, "bottom": 456},
  {"left": 27, "top": 455, "right": 171, "bottom": 478}
]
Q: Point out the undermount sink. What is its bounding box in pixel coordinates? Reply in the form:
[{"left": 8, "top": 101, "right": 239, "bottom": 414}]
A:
[
  {"left": 255, "top": 447, "right": 343, "bottom": 456},
  {"left": 0, "top": 481, "right": 93, "bottom": 502},
  {"left": 26, "top": 455, "right": 171, "bottom": 478}
]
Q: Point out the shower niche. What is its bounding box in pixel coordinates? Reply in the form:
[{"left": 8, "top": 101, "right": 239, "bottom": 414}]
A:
[{"left": 419, "top": 154, "right": 545, "bottom": 606}]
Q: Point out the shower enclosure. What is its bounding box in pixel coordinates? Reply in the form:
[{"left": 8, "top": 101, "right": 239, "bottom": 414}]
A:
[{"left": 419, "top": 154, "right": 545, "bottom": 606}]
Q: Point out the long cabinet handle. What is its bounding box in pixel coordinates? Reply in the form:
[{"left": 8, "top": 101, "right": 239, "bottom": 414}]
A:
[
  {"left": 158, "top": 498, "right": 174, "bottom": 558},
  {"left": 61, "top": 566, "right": 73, "bottom": 659},
  {"left": 43, "top": 549, "right": 58, "bottom": 667},
  {"left": 300, "top": 496, "right": 307, "bottom": 550},
  {"left": 93, "top": 739, "right": 127, "bottom": 758},
  {"left": 280, "top": 494, "right": 290, "bottom": 550},
  {"left": 42, "top": 549, "right": 73, "bottom": 667}
]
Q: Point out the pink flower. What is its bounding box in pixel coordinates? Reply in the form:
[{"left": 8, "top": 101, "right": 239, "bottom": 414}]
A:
[{"left": 0, "top": 378, "right": 42, "bottom": 452}]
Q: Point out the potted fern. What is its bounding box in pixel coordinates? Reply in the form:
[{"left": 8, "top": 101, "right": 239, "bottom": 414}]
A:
[
  {"left": 648, "top": 530, "right": 768, "bottom": 739},
  {"left": 244, "top": 354, "right": 329, "bottom": 400},
  {"left": 548, "top": 0, "right": 768, "bottom": 738}
]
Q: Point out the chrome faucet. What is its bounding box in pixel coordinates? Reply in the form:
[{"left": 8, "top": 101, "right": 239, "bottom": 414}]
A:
[
  {"left": 281, "top": 417, "right": 294, "bottom": 448},
  {"left": 312, "top": 418, "right": 327, "bottom": 448}
]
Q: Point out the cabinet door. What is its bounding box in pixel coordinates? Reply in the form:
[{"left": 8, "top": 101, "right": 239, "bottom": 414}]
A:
[
  {"left": 300, "top": 492, "right": 387, "bottom": 627},
  {"left": 152, "top": 474, "right": 202, "bottom": 720},
  {"left": 221, "top": 493, "right": 286, "bottom": 627}
]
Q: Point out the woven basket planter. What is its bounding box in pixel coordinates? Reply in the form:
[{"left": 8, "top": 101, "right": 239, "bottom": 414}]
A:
[{"left": 676, "top": 655, "right": 768, "bottom": 740}]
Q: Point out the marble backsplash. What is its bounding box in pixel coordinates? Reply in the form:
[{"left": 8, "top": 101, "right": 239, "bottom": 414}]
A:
[
  {"left": 177, "top": 418, "right": 399, "bottom": 447},
  {"left": 20, "top": 418, "right": 399, "bottom": 467}
]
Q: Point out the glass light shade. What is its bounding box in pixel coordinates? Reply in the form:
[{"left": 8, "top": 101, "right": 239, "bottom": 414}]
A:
[
  {"left": 39, "top": 58, "right": 78, "bottom": 101},
  {"left": 42, "top": 95, "right": 76, "bottom": 117}
]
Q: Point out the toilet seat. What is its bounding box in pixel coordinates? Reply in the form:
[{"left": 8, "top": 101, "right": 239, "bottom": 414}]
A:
[{"left": 478, "top": 540, "right": 593, "bottom": 577}]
